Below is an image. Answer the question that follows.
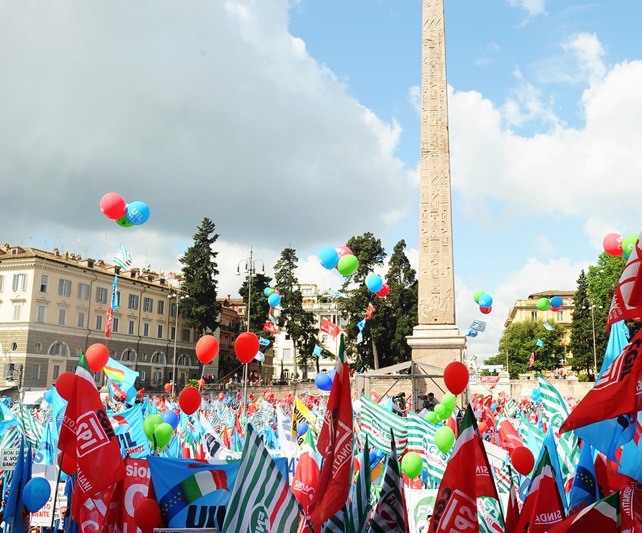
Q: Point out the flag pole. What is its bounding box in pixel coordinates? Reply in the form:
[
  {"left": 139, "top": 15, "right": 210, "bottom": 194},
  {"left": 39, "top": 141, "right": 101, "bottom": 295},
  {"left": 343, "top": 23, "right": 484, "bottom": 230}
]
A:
[{"left": 51, "top": 453, "right": 64, "bottom": 531}]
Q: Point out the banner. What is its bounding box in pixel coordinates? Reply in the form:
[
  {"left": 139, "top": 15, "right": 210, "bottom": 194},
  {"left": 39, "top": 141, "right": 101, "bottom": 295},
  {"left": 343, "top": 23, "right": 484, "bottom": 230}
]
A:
[
  {"left": 0, "top": 447, "right": 20, "bottom": 470},
  {"left": 405, "top": 489, "right": 437, "bottom": 532}
]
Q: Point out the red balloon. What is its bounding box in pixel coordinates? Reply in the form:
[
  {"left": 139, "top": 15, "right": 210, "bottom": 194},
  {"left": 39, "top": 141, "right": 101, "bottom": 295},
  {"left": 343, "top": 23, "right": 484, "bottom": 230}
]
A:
[
  {"left": 480, "top": 306, "right": 492, "bottom": 315},
  {"left": 603, "top": 233, "right": 623, "bottom": 256},
  {"left": 100, "top": 192, "right": 127, "bottom": 220},
  {"left": 198, "top": 378, "right": 205, "bottom": 388},
  {"left": 443, "top": 361, "right": 469, "bottom": 395},
  {"left": 55, "top": 372, "right": 77, "bottom": 401},
  {"left": 335, "top": 245, "right": 353, "bottom": 258},
  {"left": 511, "top": 445, "right": 535, "bottom": 476},
  {"left": 478, "top": 421, "right": 488, "bottom": 433},
  {"left": 85, "top": 343, "right": 110, "bottom": 372},
  {"left": 376, "top": 283, "right": 390, "bottom": 297},
  {"left": 195, "top": 335, "right": 219, "bottom": 364},
  {"left": 263, "top": 390, "right": 275, "bottom": 402},
  {"left": 234, "top": 332, "right": 260, "bottom": 364},
  {"left": 218, "top": 392, "right": 225, "bottom": 401},
  {"left": 179, "top": 386, "right": 202, "bottom": 415},
  {"left": 550, "top": 306, "right": 562, "bottom": 312},
  {"left": 164, "top": 383, "right": 172, "bottom": 393},
  {"left": 134, "top": 497, "right": 163, "bottom": 533},
  {"left": 58, "top": 452, "right": 77, "bottom": 476}
]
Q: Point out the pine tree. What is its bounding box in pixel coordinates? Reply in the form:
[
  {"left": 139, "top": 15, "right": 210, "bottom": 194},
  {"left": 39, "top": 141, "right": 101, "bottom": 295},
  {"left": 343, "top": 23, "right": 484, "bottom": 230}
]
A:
[{"left": 569, "top": 270, "right": 598, "bottom": 379}]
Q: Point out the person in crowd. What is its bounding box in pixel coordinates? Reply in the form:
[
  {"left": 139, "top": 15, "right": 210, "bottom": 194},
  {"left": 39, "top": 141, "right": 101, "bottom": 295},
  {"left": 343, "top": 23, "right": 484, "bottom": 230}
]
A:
[{"left": 423, "top": 392, "right": 438, "bottom": 411}]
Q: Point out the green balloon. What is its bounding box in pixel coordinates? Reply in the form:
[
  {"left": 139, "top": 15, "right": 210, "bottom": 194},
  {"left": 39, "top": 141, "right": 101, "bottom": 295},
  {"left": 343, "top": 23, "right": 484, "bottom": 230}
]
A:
[
  {"left": 425, "top": 411, "right": 439, "bottom": 424},
  {"left": 267, "top": 288, "right": 275, "bottom": 296},
  {"left": 153, "top": 422, "right": 174, "bottom": 449},
  {"left": 434, "top": 426, "right": 455, "bottom": 454},
  {"left": 441, "top": 392, "right": 457, "bottom": 410},
  {"left": 115, "top": 214, "right": 134, "bottom": 228},
  {"left": 143, "top": 414, "right": 162, "bottom": 440},
  {"left": 623, "top": 232, "right": 639, "bottom": 258},
  {"left": 473, "top": 290, "right": 485, "bottom": 304},
  {"left": 434, "top": 403, "right": 446, "bottom": 419},
  {"left": 537, "top": 297, "right": 551, "bottom": 311},
  {"left": 401, "top": 451, "right": 423, "bottom": 479},
  {"left": 337, "top": 255, "right": 359, "bottom": 277},
  {"left": 442, "top": 407, "right": 453, "bottom": 420}
]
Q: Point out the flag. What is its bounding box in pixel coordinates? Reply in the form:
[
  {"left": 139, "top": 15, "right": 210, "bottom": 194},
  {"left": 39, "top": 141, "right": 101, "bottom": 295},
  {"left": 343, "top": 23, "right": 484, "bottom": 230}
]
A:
[
  {"left": 58, "top": 353, "right": 126, "bottom": 517},
  {"left": 428, "top": 405, "right": 500, "bottom": 533},
  {"left": 327, "top": 290, "right": 347, "bottom": 300},
  {"left": 497, "top": 418, "right": 523, "bottom": 453},
  {"left": 103, "top": 357, "right": 139, "bottom": 401},
  {"left": 406, "top": 411, "right": 450, "bottom": 484},
  {"left": 365, "top": 304, "right": 375, "bottom": 320},
  {"left": 254, "top": 350, "right": 265, "bottom": 363},
  {"left": 259, "top": 336, "right": 271, "bottom": 347},
  {"left": 308, "top": 335, "right": 354, "bottom": 531},
  {"left": 313, "top": 344, "right": 322, "bottom": 357},
  {"left": 369, "top": 430, "right": 407, "bottom": 532},
  {"left": 360, "top": 395, "right": 407, "bottom": 455},
  {"left": 529, "top": 352, "right": 535, "bottom": 368},
  {"left": 320, "top": 318, "right": 341, "bottom": 339},
  {"left": 547, "top": 492, "right": 620, "bottom": 533},
  {"left": 105, "top": 306, "right": 113, "bottom": 338},
  {"left": 276, "top": 405, "right": 298, "bottom": 453},
  {"left": 293, "top": 397, "right": 317, "bottom": 446},
  {"left": 113, "top": 244, "right": 133, "bottom": 270},
  {"left": 536, "top": 338, "right": 545, "bottom": 347},
  {"left": 544, "top": 320, "right": 555, "bottom": 331},
  {"left": 292, "top": 428, "right": 320, "bottom": 517},
  {"left": 504, "top": 466, "right": 520, "bottom": 533},
  {"left": 350, "top": 436, "right": 372, "bottom": 533},
  {"left": 109, "top": 404, "right": 151, "bottom": 459},
  {"left": 110, "top": 275, "right": 119, "bottom": 311},
  {"left": 222, "top": 424, "right": 302, "bottom": 532},
  {"left": 568, "top": 442, "right": 599, "bottom": 515},
  {"left": 470, "top": 319, "right": 486, "bottom": 332},
  {"left": 4, "top": 438, "right": 31, "bottom": 533},
  {"left": 608, "top": 230, "right": 642, "bottom": 329},
  {"left": 561, "top": 327, "right": 642, "bottom": 433},
  {"left": 514, "top": 448, "right": 566, "bottom": 533},
  {"left": 264, "top": 321, "right": 277, "bottom": 334}
]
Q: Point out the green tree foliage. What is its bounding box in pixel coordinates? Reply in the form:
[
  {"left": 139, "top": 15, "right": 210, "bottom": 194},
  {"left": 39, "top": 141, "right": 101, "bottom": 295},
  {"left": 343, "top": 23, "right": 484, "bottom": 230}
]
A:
[
  {"left": 179, "top": 217, "right": 222, "bottom": 337},
  {"left": 238, "top": 272, "right": 272, "bottom": 335},
  {"left": 273, "top": 247, "right": 316, "bottom": 378},
  {"left": 337, "top": 232, "right": 386, "bottom": 369},
  {"left": 569, "top": 270, "right": 598, "bottom": 379},
  {"left": 485, "top": 320, "right": 566, "bottom": 379}
]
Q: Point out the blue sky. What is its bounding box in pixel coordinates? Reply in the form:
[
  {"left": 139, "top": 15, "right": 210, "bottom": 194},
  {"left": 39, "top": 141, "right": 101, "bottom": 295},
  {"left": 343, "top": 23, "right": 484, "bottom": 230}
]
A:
[{"left": 0, "top": 0, "right": 641, "bottom": 360}]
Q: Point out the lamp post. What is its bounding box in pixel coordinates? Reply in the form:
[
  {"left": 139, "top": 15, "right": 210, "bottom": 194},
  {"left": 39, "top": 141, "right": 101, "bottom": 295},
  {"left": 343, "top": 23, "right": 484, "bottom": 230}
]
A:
[
  {"left": 583, "top": 297, "right": 602, "bottom": 379},
  {"left": 237, "top": 248, "right": 264, "bottom": 408},
  {"left": 168, "top": 287, "right": 183, "bottom": 397}
]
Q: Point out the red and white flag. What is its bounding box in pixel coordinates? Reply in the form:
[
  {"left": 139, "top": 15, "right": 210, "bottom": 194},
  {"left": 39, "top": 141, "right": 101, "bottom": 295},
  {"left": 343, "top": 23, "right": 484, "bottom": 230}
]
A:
[
  {"left": 263, "top": 321, "right": 277, "bottom": 334},
  {"left": 365, "top": 303, "right": 375, "bottom": 321},
  {"left": 105, "top": 306, "right": 113, "bottom": 338},
  {"left": 529, "top": 352, "right": 535, "bottom": 368},
  {"left": 319, "top": 318, "right": 341, "bottom": 339},
  {"left": 291, "top": 430, "right": 320, "bottom": 519}
]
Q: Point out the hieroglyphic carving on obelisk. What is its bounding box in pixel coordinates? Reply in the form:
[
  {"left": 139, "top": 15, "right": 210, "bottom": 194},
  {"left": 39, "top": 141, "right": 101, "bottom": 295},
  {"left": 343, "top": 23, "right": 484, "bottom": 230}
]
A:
[{"left": 418, "top": 0, "right": 456, "bottom": 326}]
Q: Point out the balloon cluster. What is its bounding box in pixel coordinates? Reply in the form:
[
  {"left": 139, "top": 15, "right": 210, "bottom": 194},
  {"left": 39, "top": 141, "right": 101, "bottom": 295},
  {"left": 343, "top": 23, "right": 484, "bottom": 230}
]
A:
[
  {"left": 365, "top": 273, "right": 390, "bottom": 297},
  {"left": 318, "top": 246, "right": 359, "bottom": 276},
  {"left": 604, "top": 232, "right": 638, "bottom": 259},
  {"left": 531, "top": 388, "right": 542, "bottom": 403},
  {"left": 143, "top": 413, "right": 175, "bottom": 450},
  {"left": 264, "top": 287, "right": 282, "bottom": 307},
  {"left": 537, "top": 296, "right": 563, "bottom": 312},
  {"left": 474, "top": 290, "right": 493, "bottom": 315},
  {"left": 100, "top": 192, "right": 151, "bottom": 227}
]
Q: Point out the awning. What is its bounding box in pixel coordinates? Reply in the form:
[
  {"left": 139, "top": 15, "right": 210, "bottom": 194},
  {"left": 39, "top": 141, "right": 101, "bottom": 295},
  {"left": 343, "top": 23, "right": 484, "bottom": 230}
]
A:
[{"left": 22, "top": 390, "right": 46, "bottom": 405}]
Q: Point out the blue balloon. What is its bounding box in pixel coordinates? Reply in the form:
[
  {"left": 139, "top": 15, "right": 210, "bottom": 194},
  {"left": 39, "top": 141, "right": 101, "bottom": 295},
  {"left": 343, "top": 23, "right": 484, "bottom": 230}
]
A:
[
  {"left": 268, "top": 293, "right": 281, "bottom": 307},
  {"left": 478, "top": 293, "right": 493, "bottom": 309},
  {"left": 366, "top": 274, "right": 384, "bottom": 293},
  {"left": 263, "top": 287, "right": 272, "bottom": 297},
  {"left": 125, "top": 201, "right": 151, "bottom": 225},
  {"left": 297, "top": 421, "right": 308, "bottom": 437},
  {"left": 327, "top": 369, "right": 336, "bottom": 381},
  {"left": 23, "top": 477, "right": 51, "bottom": 513},
  {"left": 319, "top": 247, "right": 340, "bottom": 269},
  {"left": 550, "top": 296, "right": 563, "bottom": 308},
  {"left": 161, "top": 410, "right": 179, "bottom": 430},
  {"left": 315, "top": 372, "right": 332, "bottom": 391},
  {"left": 491, "top": 403, "right": 497, "bottom": 411}
]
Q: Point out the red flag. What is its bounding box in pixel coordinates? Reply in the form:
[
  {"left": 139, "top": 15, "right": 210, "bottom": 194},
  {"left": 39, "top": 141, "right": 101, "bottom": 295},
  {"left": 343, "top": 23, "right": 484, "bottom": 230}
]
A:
[
  {"left": 529, "top": 352, "right": 535, "bottom": 368},
  {"left": 609, "top": 230, "right": 642, "bottom": 328},
  {"left": 319, "top": 318, "right": 341, "bottom": 339},
  {"left": 428, "top": 405, "right": 499, "bottom": 533},
  {"left": 561, "top": 328, "right": 642, "bottom": 433},
  {"left": 263, "top": 321, "right": 277, "bottom": 334},
  {"left": 105, "top": 306, "right": 113, "bottom": 338},
  {"left": 504, "top": 476, "right": 520, "bottom": 533},
  {"left": 620, "top": 481, "right": 642, "bottom": 531},
  {"left": 546, "top": 492, "right": 619, "bottom": 533},
  {"left": 291, "top": 431, "right": 320, "bottom": 517},
  {"left": 514, "top": 449, "right": 565, "bottom": 533},
  {"left": 58, "top": 355, "right": 126, "bottom": 518},
  {"left": 365, "top": 304, "right": 375, "bottom": 320},
  {"left": 308, "top": 335, "right": 353, "bottom": 530},
  {"left": 497, "top": 419, "right": 524, "bottom": 453}
]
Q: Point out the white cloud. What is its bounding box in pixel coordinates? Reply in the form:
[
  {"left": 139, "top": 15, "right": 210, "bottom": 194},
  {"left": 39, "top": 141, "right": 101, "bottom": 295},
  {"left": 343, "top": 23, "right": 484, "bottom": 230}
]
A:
[
  {"left": 562, "top": 32, "right": 606, "bottom": 84},
  {"left": 506, "top": 0, "right": 547, "bottom": 18}
]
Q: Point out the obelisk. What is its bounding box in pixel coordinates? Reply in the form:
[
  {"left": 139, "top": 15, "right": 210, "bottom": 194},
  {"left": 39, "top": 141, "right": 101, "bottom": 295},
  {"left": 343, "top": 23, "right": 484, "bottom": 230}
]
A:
[{"left": 408, "top": 0, "right": 466, "bottom": 373}]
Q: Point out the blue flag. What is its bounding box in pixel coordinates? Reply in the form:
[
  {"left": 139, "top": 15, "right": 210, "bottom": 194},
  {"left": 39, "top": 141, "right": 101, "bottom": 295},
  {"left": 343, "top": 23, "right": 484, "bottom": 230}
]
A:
[
  {"left": 34, "top": 422, "right": 56, "bottom": 465},
  {"left": 568, "top": 442, "right": 599, "bottom": 514},
  {"left": 5, "top": 439, "right": 32, "bottom": 533},
  {"left": 109, "top": 404, "right": 150, "bottom": 458},
  {"left": 111, "top": 275, "right": 119, "bottom": 311},
  {"left": 259, "top": 336, "right": 271, "bottom": 347},
  {"left": 313, "top": 344, "right": 322, "bottom": 357},
  {"left": 544, "top": 320, "right": 555, "bottom": 331},
  {"left": 536, "top": 338, "right": 544, "bottom": 347}
]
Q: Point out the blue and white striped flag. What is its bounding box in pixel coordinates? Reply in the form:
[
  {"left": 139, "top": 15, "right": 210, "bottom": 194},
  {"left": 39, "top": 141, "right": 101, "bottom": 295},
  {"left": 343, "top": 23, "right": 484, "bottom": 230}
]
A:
[
  {"left": 544, "top": 320, "right": 555, "bottom": 331},
  {"left": 113, "top": 243, "right": 133, "bottom": 270}
]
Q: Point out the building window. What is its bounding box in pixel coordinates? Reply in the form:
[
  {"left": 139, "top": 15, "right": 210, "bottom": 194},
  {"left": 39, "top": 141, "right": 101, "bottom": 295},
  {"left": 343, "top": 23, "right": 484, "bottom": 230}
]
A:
[
  {"left": 77, "top": 283, "right": 90, "bottom": 301},
  {"left": 181, "top": 328, "right": 190, "bottom": 342},
  {"left": 128, "top": 319, "right": 136, "bottom": 335},
  {"left": 143, "top": 322, "right": 150, "bottom": 337},
  {"left": 40, "top": 275, "right": 49, "bottom": 293},
  {"left": 129, "top": 294, "right": 139, "bottom": 310},
  {"left": 531, "top": 311, "right": 538, "bottom": 320},
  {"left": 113, "top": 317, "right": 120, "bottom": 333},
  {"left": 58, "top": 308, "right": 66, "bottom": 326},
  {"left": 157, "top": 299, "right": 165, "bottom": 315},
  {"left": 96, "top": 287, "right": 108, "bottom": 304},
  {"left": 96, "top": 314, "right": 104, "bottom": 330},
  {"left": 153, "top": 370, "right": 162, "bottom": 384},
  {"left": 170, "top": 326, "right": 176, "bottom": 341},
  {"left": 12, "top": 274, "right": 26, "bottom": 292},
  {"left": 77, "top": 311, "right": 85, "bottom": 328},
  {"left": 170, "top": 303, "right": 178, "bottom": 317},
  {"left": 0, "top": 275, "right": 3, "bottom": 291},
  {"left": 143, "top": 297, "right": 153, "bottom": 313},
  {"left": 36, "top": 305, "right": 46, "bottom": 323},
  {"left": 177, "top": 354, "right": 190, "bottom": 366},
  {"left": 13, "top": 303, "right": 22, "bottom": 321},
  {"left": 157, "top": 324, "right": 164, "bottom": 338},
  {"left": 49, "top": 342, "right": 70, "bottom": 357},
  {"left": 58, "top": 279, "right": 72, "bottom": 297},
  {"left": 151, "top": 351, "right": 166, "bottom": 364},
  {"left": 32, "top": 364, "right": 40, "bottom": 380},
  {"left": 122, "top": 349, "right": 137, "bottom": 362},
  {"left": 557, "top": 311, "right": 564, "bottom": 321},
  {"left": 52, "top": 365, "right": 60, "bottom": 380},
  {"left": 139, "top": 370, "right": 146, "bottom": 382},
  {"left": 34, "top": 342, "right": 42, "bottom": 353}
]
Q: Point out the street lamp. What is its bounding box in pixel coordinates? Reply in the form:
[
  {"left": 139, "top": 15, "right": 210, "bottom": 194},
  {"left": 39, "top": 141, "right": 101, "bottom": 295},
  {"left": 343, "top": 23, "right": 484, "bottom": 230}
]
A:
[
  {"left": 237, "top": 248, "right": 264, "bottom": 407},
  {"left": 168, "top": 287, "right": 183, "bottom": 397},
  {"left": 583, "top": 297, "right": 602, "bottom": 379}
]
